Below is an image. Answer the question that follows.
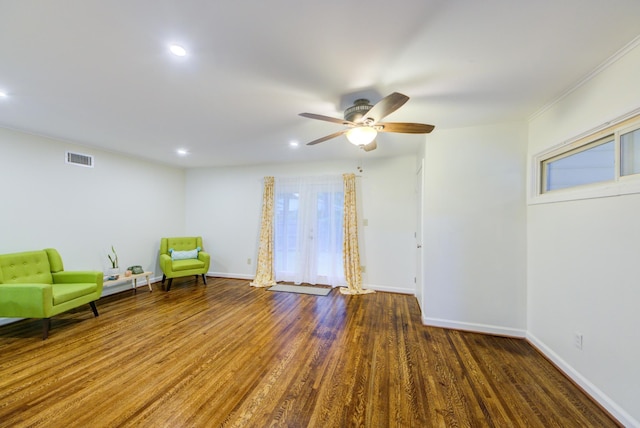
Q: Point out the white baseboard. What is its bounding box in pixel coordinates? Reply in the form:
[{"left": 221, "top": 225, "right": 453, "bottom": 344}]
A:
[
  {"left": 422, "top": 316, "right": 526, "bottom": 338},
  {"left": 208, "top": 271, "right": 254, "bottom": 280},
  {"left": 0, "top": 317, "right": 22, "bottom": 327},
  {"left": 526, "top": 333, "right": 638, "bottom": 428},
  {"left": 364, "top": 283, "right": 415, "bottom": 295}
]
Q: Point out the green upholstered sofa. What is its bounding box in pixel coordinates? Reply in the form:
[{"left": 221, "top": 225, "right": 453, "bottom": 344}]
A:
[
  {"left": 159, "top": 237, "right": 210, "bottom": 291},
  {"left": 0, "top": 248, "right": 103, "bottom": 339}
]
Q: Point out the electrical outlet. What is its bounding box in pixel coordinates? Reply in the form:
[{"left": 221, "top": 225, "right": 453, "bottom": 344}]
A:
[
  {"left": 247, "top": 258, "right": 251, "bottom": 265},
  {"left": 360, "top": 265, "right": 366, "bottom": 273},
  {"left": 574, "top": 332, "right": 583, "bottom": 350},
  {"left": 363, "top": 218, "right": 368, "bottom": 226}
]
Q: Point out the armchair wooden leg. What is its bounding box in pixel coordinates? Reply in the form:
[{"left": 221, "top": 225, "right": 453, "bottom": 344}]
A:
[
  {"left": 161, "top": 274, "right": 166, "bottom": 284},
  {"left": 166, "top": 278, "right": 173, "bottom": 291},
  {"left": 202, "top": 274, "right": 207, "bottom": 285},
  {"left": 42, "top": 318, "right": 50, "bottom": 340},
  {"left": 90, "top": 301, "right": 99, "bottom": 317}
]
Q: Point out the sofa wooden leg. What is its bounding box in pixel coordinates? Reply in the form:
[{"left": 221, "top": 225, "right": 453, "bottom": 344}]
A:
[
  {"left": 202, "top": 274, "right": 207, "bottom": 285},
  {"left": 166, "top": 278, "right": 173, "bottom": 291},
  {"left": 42, "top": 318, "right": 50, "bottom": 340},
  {"left": 90, "top": 301, "right": 99, "bottom": 317}
]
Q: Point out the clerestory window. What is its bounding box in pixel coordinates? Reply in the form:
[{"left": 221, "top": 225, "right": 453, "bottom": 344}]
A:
[
  {"left": 541, "top": 136, "right": 615, "bottom": 193},
  {"left": 535, "top": 113, "right": 640, "bottom": 200}
]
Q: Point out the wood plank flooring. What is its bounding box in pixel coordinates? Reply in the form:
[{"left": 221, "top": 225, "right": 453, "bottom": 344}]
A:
[{"left": 0, "top": 277, "right": 619, "bottom": 427}]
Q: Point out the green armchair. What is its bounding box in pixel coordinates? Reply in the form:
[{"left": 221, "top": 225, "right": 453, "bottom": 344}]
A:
[
  {"left": 159, "top": 237, "right": 210, "bottom": 291},
  {"left": 0, "top": 248, "right": 103, "bottom": 339}
]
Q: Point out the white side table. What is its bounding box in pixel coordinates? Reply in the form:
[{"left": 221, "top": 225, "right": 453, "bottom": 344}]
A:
[{"left": 104, "top": 271, "right": 154, "bottom": 293}]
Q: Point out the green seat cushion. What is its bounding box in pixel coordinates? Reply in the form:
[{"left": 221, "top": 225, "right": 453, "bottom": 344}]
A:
[
  {"left": 52, "top": 283, "right": 97, "bottom": 305},
  {"left": 172, "top": 259, "right": 205, "bottom": 272}
]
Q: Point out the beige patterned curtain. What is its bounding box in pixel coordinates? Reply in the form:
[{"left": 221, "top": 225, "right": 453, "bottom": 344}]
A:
[
  {"left": 340, "top": 173, "right": 374, "bottom": 295},
  {"left": 250, "top": 176, "right": 277, "bottom": 288}
]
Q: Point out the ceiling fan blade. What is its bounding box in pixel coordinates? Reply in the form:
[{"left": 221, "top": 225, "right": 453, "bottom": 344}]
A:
[
  {"left": 362, "top": 92, "right": 409, "bottom": 124},
  {"left": 299, "top": 112, "right": 356, "bottom": 126},
  {"left": 306, "top": 129, "right": 349, "bottom": 146},
  {"left": 378, "top": 122, "right": 435, "bottom": 134},
  {"left": 362, "top": 140, "right": 377, "bottom": 152}
]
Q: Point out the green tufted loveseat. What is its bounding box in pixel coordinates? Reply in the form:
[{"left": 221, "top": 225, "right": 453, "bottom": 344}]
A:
[
  {"left": 159, "top": 237, "right": 210, "bottom": 291},
  {"left": 0, "top": 248, "right": 103, "bottom": 339}
]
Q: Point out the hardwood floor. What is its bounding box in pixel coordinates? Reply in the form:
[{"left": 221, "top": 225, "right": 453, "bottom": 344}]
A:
[{"left": 0, "top": 277, "right": 619, "bottom": 427}]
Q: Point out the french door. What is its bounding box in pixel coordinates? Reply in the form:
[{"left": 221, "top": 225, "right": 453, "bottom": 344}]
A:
[{"left": 274, "top": 176, "right": 344, "bottom": 286}]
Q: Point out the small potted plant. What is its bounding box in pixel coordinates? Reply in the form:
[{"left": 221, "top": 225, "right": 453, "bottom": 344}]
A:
[{"left": 107, "top": 245, "right": 119, "bottom": 279}]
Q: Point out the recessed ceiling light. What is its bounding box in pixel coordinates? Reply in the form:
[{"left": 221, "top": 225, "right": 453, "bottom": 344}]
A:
[
  {"left": 0, "top": 91, "right": 7, "bottom": 98},
  {"left": 176, "top": 148, "right": 189, "bottom": 156},
  {"left": 289, "top": 141, "right": 299, "bottom": 148},
  {"left": 169, "top": 44, "right": 187, "bottom": 57}
]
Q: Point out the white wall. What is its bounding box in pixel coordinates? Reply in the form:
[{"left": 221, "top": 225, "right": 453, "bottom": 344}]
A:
[
  {"left": 185, "top": 155, "right": 418, "bottom": 293},
  {"left": 420, "top": 121, "right": 528, "bottom": 337},
  {"left": 0, "top": 127, "right": 185, "bottom": 297},
  {"left": 527, "top": 42, "right": 640, "bottom": 426}
]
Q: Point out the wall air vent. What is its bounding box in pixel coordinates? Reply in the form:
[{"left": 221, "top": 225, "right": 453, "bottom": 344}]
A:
[{"left": 65, "top": 151, "right": 94, "bottom": 168}]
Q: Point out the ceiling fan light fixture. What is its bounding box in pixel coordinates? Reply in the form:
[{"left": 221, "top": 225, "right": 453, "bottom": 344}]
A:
[
  {"left": 169, "top": 44, "right": 187, "bottom": 57},
  {"left": 346, "top": 126, "right": 377, "bottom": 146}
]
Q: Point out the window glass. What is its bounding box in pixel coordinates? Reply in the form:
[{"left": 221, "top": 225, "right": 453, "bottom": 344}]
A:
[
  {"left": 620, "top": 127, "right": 640, "bottom": 177},
  {"left": 543, "top": 138, "right": 614, "bottom": 192}
]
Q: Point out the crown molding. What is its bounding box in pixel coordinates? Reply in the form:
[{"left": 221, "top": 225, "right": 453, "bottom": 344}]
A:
[{"left": 529, "top": 34, "right": 640, "bottom": 122}]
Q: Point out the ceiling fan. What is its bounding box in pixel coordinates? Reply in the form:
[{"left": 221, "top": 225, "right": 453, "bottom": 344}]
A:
[{"left": 299, "top": 92, "right": 434, "bottom": 152}]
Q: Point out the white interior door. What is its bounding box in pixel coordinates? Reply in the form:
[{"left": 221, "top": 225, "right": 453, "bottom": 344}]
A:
[{"left": 415, "top": 160, "right": 424, "bottom": 311}]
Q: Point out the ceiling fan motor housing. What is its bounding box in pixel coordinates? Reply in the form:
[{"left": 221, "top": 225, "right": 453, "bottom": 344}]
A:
[{"left": 344, "top": 99, "right": 373, "bottom": 122}]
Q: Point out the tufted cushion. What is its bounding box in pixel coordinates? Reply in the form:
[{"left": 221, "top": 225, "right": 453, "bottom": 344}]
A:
[
  {"left": 167, "top": 237, "right": 199, "bottom": 251},
  {"left": 0, "top": 251, "right": 53, "bottom": 285}
]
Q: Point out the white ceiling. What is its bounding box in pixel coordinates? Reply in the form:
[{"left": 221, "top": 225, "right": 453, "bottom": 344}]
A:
[{"left": 1, "top": 1, "right": 639, "bottom": 168}]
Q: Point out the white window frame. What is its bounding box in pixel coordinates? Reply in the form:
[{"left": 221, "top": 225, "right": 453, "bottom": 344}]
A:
[
  {"left": 619, "top": 122, "right": 640, "bottom": 178},
  {"left": 531, "top": 109, "right": 640, "bottom": 205}
]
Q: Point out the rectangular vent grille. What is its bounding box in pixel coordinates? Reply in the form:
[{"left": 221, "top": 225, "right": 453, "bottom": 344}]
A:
[{"left": 66, "top": 151, "right": 94, "bottom": 168}]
